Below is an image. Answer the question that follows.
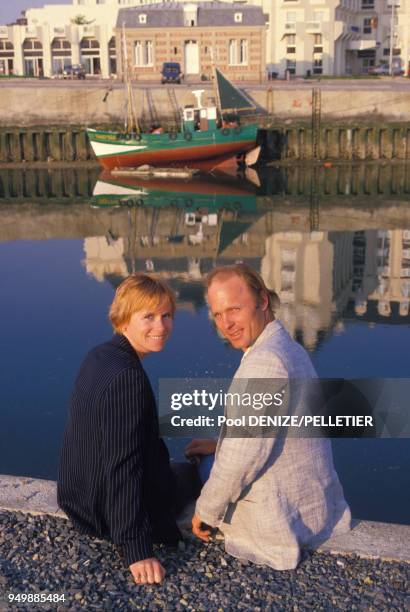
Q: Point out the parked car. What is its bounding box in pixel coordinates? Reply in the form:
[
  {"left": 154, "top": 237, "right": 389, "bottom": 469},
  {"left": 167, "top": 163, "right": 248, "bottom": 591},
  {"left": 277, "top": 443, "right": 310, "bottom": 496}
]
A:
[
  {"left": 368, "top": 64, "right": 404, "bottom": 76},
  {"left": 161, "top": 62, "right": 183, "bottom": 84},
  {"left": 62, "top": 64, "right": 86, "bottom": 80}
]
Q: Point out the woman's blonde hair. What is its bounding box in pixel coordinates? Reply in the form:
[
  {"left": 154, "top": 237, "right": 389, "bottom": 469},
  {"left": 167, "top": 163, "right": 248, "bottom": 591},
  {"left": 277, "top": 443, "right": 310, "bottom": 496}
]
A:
[
  {"left": 205, "top": 263, "right": 280, "bottom": 314},
  {"left": 109, "top": 273, "right": 176, "bottom": 333}
]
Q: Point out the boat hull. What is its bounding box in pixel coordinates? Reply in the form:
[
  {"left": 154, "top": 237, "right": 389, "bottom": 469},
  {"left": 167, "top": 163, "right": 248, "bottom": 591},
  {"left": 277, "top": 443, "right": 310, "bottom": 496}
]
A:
[{"left": 87, "top": 125, "right": 258, "bottom": 170}]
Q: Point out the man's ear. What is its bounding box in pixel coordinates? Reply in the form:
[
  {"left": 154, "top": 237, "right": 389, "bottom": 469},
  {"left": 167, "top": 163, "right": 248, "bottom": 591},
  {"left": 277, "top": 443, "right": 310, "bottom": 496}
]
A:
[{"left": 258, "top": 291, "right": 269, "bottom": 311}]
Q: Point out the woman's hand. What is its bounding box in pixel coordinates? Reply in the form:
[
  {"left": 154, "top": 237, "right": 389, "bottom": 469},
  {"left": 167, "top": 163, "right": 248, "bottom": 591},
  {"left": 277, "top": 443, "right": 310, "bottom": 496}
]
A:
[
  {"left": 185, "top": 439, "right": 217, "bottom": 458},
  {"left": 129, "top": 557, "right": 165, "bottom": 584}
]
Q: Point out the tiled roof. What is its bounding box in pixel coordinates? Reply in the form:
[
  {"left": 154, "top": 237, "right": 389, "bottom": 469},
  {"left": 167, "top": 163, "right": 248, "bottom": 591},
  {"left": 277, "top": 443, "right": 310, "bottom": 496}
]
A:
[{"left": 117, "top": 2, "right": 267, "bottom": 28}]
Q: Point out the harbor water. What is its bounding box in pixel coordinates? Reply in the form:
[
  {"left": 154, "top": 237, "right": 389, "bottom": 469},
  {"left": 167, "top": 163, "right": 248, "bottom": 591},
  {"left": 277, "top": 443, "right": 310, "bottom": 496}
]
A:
[{"left": 0, "top": 163, "right": 409, "bottom": 525}]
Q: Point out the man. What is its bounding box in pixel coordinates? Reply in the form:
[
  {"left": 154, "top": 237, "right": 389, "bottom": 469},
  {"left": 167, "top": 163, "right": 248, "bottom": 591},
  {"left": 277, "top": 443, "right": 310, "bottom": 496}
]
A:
[{"left": 186, "top": 263, "right": 351, "bottom": 570}]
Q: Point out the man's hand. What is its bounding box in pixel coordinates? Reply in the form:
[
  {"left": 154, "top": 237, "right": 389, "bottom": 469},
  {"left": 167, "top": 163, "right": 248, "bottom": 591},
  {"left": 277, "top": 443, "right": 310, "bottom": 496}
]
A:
[
  {"left": 129, "top": 557, "right": 165, "bottom": 584},
  {"left": 192, "top": 513, "right": 211, "bottom": 542},
  {"left": 185, "top": 439, "right": 217, "bottom": 458}
]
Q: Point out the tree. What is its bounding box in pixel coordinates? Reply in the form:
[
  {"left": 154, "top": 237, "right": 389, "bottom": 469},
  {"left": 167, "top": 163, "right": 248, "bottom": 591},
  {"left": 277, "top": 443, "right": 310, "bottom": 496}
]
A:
[{"left": 70, "top": 15, "right": 95, "bottom": 25}]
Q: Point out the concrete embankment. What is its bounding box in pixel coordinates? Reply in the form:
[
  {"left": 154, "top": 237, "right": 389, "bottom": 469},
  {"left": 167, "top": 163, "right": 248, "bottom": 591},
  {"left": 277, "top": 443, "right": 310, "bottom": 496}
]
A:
[
  {"left": 0, "top": 474, "right": 409, "bottom": 610},
  {"left": 1, "top": 83, "right": 410, "bottom": 126},
  {"left": 0, "top": 83, "right": 409, "bottom": 161}
]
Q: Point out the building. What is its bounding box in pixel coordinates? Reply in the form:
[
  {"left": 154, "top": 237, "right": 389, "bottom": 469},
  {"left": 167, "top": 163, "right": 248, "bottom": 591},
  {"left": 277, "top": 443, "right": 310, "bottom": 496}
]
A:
[
  {"left": 0, "top": 0, "right": 408, "bottom": 79},
  {"left": 0, "top": 0, "right": 267, "bottom": 80},
  {"left": 0, "top": 0, "right": 137, "bottom": 78},
  {"left": 355, "top": 229, "right": 410, "bottom": 318},
  {"left": 261, "top": 231, "right": 354, "bottom": 350},
  {"left": 117, "top": 2, "right": 267, "bottom": 82},
  {"left": 259, "top": 0, "right": 410, "bottom": 77}
]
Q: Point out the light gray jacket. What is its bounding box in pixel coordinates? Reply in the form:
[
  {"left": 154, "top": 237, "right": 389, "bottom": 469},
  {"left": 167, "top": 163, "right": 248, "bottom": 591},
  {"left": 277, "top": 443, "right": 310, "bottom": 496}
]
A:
[{"left": 195, "top": 320, "right": 351, "bottom": 570}]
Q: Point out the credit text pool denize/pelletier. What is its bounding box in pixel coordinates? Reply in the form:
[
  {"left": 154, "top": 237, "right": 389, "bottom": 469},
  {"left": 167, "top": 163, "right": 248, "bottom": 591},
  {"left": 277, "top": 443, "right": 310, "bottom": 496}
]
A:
[{"left": 170, "top": 415, "right": 374, "bottom": 428}]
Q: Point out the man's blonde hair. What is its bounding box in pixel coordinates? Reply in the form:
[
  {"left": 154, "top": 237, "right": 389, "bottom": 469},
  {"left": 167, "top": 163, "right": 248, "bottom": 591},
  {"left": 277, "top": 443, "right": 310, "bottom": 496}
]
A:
[
  {"left": 205, "top": 263, "right": 280, "bottom": 314},
  {"left": 109, "top": 273, "right": 176, "bottom": 333}
]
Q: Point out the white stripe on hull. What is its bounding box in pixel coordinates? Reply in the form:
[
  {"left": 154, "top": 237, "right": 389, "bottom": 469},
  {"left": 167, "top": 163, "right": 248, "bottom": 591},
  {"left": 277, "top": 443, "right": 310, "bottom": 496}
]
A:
[
  {"left": 90, "top": 140, "right": 147, "bottom": 157},
  {"left": 93, "top": 181, "right": 148, "bottom": 197}
]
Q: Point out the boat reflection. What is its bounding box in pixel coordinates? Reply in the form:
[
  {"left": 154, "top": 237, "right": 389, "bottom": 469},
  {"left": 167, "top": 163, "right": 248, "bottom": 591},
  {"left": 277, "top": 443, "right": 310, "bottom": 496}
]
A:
[{"left": 91, "top": 169, "right": 260, "bottom": 213}]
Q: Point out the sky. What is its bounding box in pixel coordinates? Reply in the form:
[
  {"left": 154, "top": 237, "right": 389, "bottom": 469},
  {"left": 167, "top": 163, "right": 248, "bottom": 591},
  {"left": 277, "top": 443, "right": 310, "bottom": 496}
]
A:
[{"left": 0, "top": 0, "right": 68, "bottom": 25}]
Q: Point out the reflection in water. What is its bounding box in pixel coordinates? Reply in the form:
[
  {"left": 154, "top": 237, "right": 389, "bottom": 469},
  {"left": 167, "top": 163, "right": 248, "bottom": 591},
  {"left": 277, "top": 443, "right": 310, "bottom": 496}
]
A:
[
  {"left": 1, "top": 164, "right": 409, "bottom": 522},
  {"left": 1, "top": 162, "right": 410, "bottom": 201},
  {"left": 83, "top": 169, "right": 410, "bottom": 352}
]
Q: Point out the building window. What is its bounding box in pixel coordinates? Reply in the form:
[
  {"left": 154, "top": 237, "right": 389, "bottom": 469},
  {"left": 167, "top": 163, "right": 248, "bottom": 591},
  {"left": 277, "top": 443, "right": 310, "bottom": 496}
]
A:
[
  {"left": 0, "top": 40, "right": 14, "bottom": 76},
  {"left": 23, "top": 39, "right": 43, "bottom": 51},
  {"left": 313, "top": 33, "right": 322, "bottom": 53},
  {"left": 228, "top": 39, "right": 248, "bottom": 66},
  {"left": 174, "top": 46, "right": 178, "bottom": 55},
  {"left": 313, "top": 59, "right": 322, "bottom": 74},
  {"left": 383, "top": 47, "right": 401, "bottom": 56},
  {"left": 109, "top": 36, "right": 116, "bottom": 74},
  {"left": 139, "top": 14, "right": 147, "bottom": 24},
  {"left": 285, "top": 11, "right": 296, "bottom": 29},
  {"left": 51, "top": 38, "right": 71, "bottom": 74},
  {"left": 234, "top": 12, "right": 243, "bottom": 23},
  {"left": 23, "top": 39, "right": 43, "bottom": 76},
  {"left": 361, "top": 0, "right": 374, "bottom": 8},
  {"left": 135, "top": 40, "right": 153, "bottom": 67},
  {"left": 313, "top": 11, "right": 324, "bottom": 22},
  {"left": 363, "top": 18, "right": 372, "bottom": 34},
  {"left": 286, "top": 34, "right": 296, "bottom": 54},
  {"left": 80, "top": 37, "right": 101, "bottom": 74},
  {"left": 0, "top": 41, "right": 14, "bottom": 51},
  {"left": 286, "top": 59, "right": 296, "bottom": 74}
]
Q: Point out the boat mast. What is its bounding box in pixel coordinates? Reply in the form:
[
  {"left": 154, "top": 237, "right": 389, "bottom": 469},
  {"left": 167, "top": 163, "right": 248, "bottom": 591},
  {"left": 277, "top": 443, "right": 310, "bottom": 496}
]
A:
[
  {"left": 122, "top": 23, "right": 139, "bottom": 134},
  {"left": 210, "top": 47, "right": 222, "bottom": 120}
]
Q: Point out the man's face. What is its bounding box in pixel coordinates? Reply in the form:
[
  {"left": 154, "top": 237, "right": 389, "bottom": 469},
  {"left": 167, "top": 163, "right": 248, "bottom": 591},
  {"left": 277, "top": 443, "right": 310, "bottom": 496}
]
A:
[
  {"left": 207, "top": 274, "right": 268, "bottom": 351},
  {"left": 123, "top": 298, "right": 173, "bottom": 358}
]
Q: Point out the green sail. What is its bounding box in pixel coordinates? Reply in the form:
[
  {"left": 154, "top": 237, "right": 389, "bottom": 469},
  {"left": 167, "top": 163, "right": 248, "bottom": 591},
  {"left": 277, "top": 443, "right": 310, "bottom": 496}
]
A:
[{"left": 215, "top": 68, "right": 254, "bottom": 112}]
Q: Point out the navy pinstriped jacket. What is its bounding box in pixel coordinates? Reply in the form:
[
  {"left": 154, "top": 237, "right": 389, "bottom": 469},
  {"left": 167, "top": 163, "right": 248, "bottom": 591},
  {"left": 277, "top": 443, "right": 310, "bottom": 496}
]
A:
[{"left": 57, "top": 334, "right": 181, "bottom": 566}]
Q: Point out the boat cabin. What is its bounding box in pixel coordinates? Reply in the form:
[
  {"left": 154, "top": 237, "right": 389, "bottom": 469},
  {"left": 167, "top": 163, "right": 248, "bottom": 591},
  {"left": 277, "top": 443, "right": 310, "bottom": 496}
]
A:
[{"left": 182, "top": 89, "right": 217, "bottom": 132}]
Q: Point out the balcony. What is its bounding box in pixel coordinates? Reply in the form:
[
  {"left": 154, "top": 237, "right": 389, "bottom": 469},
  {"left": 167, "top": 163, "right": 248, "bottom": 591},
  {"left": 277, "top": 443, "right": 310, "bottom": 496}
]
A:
[
  {"left": 348, "top": 39, "right": 377, "bottom": 51},
  {"left": 306, "top": 21, "right": 321, "bottom": 32}
]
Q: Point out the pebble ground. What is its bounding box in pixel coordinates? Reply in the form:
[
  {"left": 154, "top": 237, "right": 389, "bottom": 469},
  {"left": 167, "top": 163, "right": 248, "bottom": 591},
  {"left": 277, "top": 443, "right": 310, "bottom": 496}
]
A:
[{"left": 0, "top": 510, "right": 408, "bottom": 611}]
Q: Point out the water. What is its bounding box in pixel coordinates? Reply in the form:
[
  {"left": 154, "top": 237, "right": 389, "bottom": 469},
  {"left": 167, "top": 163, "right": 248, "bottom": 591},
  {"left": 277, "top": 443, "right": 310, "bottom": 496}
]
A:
[{"left": 0, "top": 164, "right": 409, "bottom": 525}]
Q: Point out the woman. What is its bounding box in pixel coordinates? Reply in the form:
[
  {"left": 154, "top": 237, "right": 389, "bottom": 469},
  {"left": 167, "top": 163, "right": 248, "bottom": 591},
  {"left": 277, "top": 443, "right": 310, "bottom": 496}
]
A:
[{"left": 58, "top": 273, "right": 191, "bottom": 585}]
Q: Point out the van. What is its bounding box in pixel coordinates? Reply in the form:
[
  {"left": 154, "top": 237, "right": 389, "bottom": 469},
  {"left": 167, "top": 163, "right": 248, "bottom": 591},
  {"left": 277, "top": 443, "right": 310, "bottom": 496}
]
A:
[{"left": 161, "top": 62, "right": 182, "bottom": 84}]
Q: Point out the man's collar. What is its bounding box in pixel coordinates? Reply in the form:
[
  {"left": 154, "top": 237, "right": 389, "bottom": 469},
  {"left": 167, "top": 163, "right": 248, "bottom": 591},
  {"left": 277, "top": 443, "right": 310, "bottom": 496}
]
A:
[{"left": 242, "top": 320, "right": 283, "bottom": 361}]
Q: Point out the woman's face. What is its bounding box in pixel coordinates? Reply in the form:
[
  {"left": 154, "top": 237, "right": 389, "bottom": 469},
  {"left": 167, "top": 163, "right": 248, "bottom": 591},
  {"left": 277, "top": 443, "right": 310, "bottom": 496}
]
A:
[{"left": 122, "top": 298, "right": 174, "bottom": 358}]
